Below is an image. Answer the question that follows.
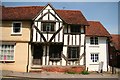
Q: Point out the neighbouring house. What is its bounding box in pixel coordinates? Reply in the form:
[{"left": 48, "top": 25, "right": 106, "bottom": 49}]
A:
[
  {"left": 109, "top": 34, "right": 120, "bottom": 72},
  {"left": 86, "top": 21, "right": 110, "bottom": 71},
  {"left": 0, "top": 3, "right": 111, "bottom": 72}
]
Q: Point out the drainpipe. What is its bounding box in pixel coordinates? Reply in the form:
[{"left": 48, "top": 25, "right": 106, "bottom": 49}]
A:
[
  {"left": 26, "top": 43, "right": 29, "bottom": 72},
  {"left": 26, "top": 23, "right": 33, "bottom": 72}
]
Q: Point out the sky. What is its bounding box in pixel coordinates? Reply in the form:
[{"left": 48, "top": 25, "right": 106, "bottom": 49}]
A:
[{"left": 2, "top": 2, "right": 119, "bottom": 34}]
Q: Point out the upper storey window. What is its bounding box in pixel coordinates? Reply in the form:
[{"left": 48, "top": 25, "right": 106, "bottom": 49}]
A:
[
  {"left": 90, "top": 37, "right": 98, "bottom": 45},
  {"left": 70, "top": 25, "right": 80, "bottom": 34},
  {"left": 41, "top": 22, "right": 55, "bottom": 32},
  {"left": 12, "top": 22, "right": 22, "bottom": 34}
]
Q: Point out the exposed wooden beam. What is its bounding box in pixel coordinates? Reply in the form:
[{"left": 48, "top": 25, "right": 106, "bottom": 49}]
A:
[
  {"left": 49, "top": 26, "right": 64, "bottom": 42},
  {"left": 33, "top": 25, "right": 47, "bottom": 42}
]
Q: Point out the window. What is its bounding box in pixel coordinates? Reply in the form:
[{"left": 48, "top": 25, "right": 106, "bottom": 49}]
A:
[
  {"left": 91, "top": 53, "right": 99, "bottom": 62},
  {"left": 68, "top": 47, "right": 79, "bottom": 60},
  {"left": 70, "top": 25, "right": 80, "bottom": 34},
  {"left": 0, "top": 45, "right": 14, "bottom": 61},
  {"left": 42, "top": 22, "right": 55, "bottom": 32},
  {"left": 90, "top": 37, "right": 98, "bottom": 45},
  {"left": 81, "top": 26, "right": 85, "bottom": 34},
  {"left": 49, "top": 45, "right": 63, "bottom": 60},
  {"left": 12, "top": 22, "right": 22, "bottom": 34}
]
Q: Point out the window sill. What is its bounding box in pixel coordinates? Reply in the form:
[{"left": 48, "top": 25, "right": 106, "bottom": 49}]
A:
[
  {"left": 89, "top": 45, "right": 99, "bottom": 48},
  {"left": 49, "top": 58, "right": 61, "bottom": 61},
  {"left": 0, "top": 60, "right": 15, "bottom": 63},
  {"left": 89, "top": 64, "right": 99, "bottom": 65},
  {"left": 68, "top": 58, "right": 79, "bottom": 61},
  {"left": 11, "top": 33, "right": 22, "bottom": 36},
  {"left": 89, "top": 62, "right": 99, "bottom": 65}
]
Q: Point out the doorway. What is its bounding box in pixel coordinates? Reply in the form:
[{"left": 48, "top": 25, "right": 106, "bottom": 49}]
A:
[{"left": 32, "top": 44, "right": 43, "bottom": 65}]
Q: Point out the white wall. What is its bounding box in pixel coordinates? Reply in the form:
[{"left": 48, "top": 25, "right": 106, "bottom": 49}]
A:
[{"left": 86, "top": 37, "right": 108, "bottom": 71}]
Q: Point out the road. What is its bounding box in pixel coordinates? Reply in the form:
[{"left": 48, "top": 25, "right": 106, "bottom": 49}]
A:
[{"left": 1, "top": 77, "right": 119, "bottom": 80}]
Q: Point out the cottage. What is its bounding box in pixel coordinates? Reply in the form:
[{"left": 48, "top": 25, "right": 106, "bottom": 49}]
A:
[{"left": 0, "top": 3, "right": 111, "bottom": 72}]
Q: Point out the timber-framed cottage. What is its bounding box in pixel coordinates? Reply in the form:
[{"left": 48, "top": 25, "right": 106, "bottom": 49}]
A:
[{"left": 1, "top": 3, "right": 112, "bottom": 72}]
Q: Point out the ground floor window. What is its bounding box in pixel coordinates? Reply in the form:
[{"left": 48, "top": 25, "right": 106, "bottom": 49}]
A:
[
  {"left": 49, "top": 44, "right": 63, "bottom": 60},
  {"left": 0, "top": 45, "right": 14, "bottom": 61},
  {"left": 91, "top": 53, "right": 99, "bottom": 62},
  {"left": 68, "top": 47, "right": 79, "bottom": 60}
]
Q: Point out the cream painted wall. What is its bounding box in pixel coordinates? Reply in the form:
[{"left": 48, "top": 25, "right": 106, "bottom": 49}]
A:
[
  {"left": 1, "top": 21, "right": 31, "bottom": 42},
  {"left": 86, "top": 37, "right": 108, "bottom": 71},
  {"left": 1, "top": 42, "right": 28, "bottom": 72},
  {"left": 1, "top": 21, "right": 31, "bottom": 72}
]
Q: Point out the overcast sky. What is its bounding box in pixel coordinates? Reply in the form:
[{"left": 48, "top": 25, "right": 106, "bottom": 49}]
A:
[{"left": 2, "top": 2, "right": 119, "bottom": 34}]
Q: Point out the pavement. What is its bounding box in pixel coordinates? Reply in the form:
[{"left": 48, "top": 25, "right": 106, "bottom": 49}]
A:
[{"left": 0, "top": 70, "right": 119, "bottom": 79}]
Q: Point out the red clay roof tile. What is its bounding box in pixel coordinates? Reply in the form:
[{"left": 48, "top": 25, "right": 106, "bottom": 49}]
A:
[
  {"left": 2, "top": 6, "right": 88, "bottom": 25},
  {"left": 2, "top": 6, "right": 44, "bottom": 20},
  {"left": 111, "top": 34, "right": 120, "bottom": 50},
  {"left": 56, "top": 10, "right": 88, "bottom": 25},
  {"left": 86, "top": 21, "right": 110, "bottom": 37}
]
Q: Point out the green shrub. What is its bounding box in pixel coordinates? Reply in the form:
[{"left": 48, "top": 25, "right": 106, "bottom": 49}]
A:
[
  {"left": 81, "top": 70, "right": 90, "bottom": 75},
  {"left": 65, "top": 70, "right": 90, "bottom": 75}
]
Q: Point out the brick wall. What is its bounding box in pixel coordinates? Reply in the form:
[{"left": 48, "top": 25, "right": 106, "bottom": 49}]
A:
[{"left": 42, "top": 66, "right": 85, "bottom": 73}]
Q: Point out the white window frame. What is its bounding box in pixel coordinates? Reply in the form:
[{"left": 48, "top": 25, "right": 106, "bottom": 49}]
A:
[
  {"left": 90, "top": 37, "right": 99, "bottom": 45},
  {"left": 90, "top": 53, "right": 99, "bottom": 64},
  {"left": 11, "top": 22, "right": 22, "bottom": 35},
  {"left": 0, "top": 44, "right": 15, "bottom": 62}
]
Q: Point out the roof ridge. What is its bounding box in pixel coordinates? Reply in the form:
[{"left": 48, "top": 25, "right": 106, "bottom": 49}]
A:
[
  {"left": 57, "top": 9, "right": 80, "bottom": 12},
  {"left": 3, "top": 6, "right": 45, "bottom": 8},
  {"left": 3, "top": 6, "right": 81, "bottom": 12}
]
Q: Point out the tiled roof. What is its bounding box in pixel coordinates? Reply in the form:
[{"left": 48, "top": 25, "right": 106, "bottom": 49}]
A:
[
  {"left": 56, "top": 10, "right": 88, "bottom": 25},
  {"left": 2, "top": 6, "right": 44, "bottom": 20},
  {"left": 111, "top": 34, "right": 120, "bottom": 50},
  {"left": 2, "top": 6, "right": 88, "bottom": 25},
  {"left": 86, "top": 21, "right": 110, "bottom": 37}
]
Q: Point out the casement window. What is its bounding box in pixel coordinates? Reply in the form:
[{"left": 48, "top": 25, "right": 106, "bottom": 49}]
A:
[
  {"left": 90, "top": 37, "right": 98, "bottom": 45},
  {"left": 0, "top": 45, "right": 14, "bottom": 61},
  {"left": 70, "top": 25, "right": 80, "bottom": 34},
  {"left": 91, "top": 53, "right": 99, "bottom": 62},
  {"left": 49, "top": 52, "right": 61, "bottom": 60},
  {"left": 41, "top": 22, "right": 55, "bottom": 32},
  {"left": 49, "top": 45, "right": 62, "bottom": 60},
  {"left": 12, "top": 22, "right": 22, "bottom": 34},
  {"left": 68, "top": 47, "right": 79, "bottom": 60}
]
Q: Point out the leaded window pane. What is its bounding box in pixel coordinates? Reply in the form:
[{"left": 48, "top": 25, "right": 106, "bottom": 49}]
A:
[
  {"left": 42, "top": 22, "right": 55, "bottom": 32},
  {"left": 68, "top": 47, "right": 79, "bottom": 59},
  {"left": 91, "top": 53, "right": 99, "bottom": 62},
  {"left": 0, "top": 45, "right": 14, "bottom": 61},
  {"left": 90, "top": 37, "right": 98, "bottom": 45}
]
